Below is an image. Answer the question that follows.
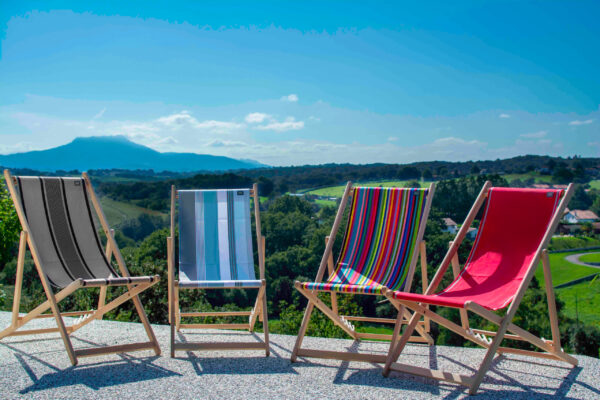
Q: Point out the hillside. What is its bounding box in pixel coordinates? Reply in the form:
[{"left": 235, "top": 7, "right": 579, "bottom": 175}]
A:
[{"left": 0, "top": 136, "right": 266, "bottom": 172}]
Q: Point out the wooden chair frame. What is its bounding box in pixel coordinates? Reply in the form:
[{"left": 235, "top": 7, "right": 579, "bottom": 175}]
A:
[
  {"left": 382, "top": 181, "right": 578, "bottom": 395},
  {"left": 168, "top": 184, "right": 269, "bottom": 357},
  {"left": 291, "top": 182, "right": 436, "bottom": 364},
  {"left": 0, "top": 170, "right": 161, "bottom": 365}
]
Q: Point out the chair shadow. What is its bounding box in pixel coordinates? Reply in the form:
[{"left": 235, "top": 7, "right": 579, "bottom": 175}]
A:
[
  {"left": 316, "top": 341, "right": 592, "bottom": 398},
  {"left": 1, "top": 339, "right": 180, "bottom": 394},
  {"left": 176, "top": 332, "right": 297, "bottom": 376}
]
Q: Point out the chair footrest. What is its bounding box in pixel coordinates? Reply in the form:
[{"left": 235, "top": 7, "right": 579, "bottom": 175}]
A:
[
  {"left": 74, "top": 341, "right": 156, "bottom": 357},
  {"left": 173, "top": 342, "right": 267, "bottom": 352},
  {"left": 180, "top": 323, "right": 250, "bottom": 330},
  {"left": 389, "top": 362, "right": 474, "bottom": 387},
  {"left": 297, "top": 348, "right": 388, "bottom": 363}
]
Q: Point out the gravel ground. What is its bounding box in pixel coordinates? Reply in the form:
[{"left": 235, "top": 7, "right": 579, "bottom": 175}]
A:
[{"left": 0, "top": 311, "right": 598, "bottom": 399}]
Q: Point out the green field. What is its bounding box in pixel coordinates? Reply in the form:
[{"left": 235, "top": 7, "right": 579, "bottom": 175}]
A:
[
  {"left": 304, "top": 180, "right": 430, "bottom": 198},
  {"left": 556, "top": 278, "right": 600, "bottom": 327},
  {"left": 535, "top": 251, "right": 598, "bottom": 288},
  {"left": 99, "top": 196, "right": 167, "bottom": 227},
  {"left": 589, "top": 180, "right": 600, "bottom": 190},
  {"left": 579, "top": 252, "right": 600, "bottom": 264}
]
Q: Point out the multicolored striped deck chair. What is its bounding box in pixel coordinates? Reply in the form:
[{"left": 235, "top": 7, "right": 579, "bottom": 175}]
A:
[
  {"left": 291, "top": 181, "right": 435, "bottom": 365},
  {"left": 168, "top": 184, "right": 269, "bottom": 357},
  {"left": 382, "top": 183, "right": 578, "bottom": 395},
  {"left": 0, "top": 170, "right": 161, "bottom": 365}
]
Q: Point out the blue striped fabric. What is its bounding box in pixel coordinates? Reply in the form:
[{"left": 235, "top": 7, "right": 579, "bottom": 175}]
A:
[{"left": 178, "top": 189, "right": 259, "bottom": 288}]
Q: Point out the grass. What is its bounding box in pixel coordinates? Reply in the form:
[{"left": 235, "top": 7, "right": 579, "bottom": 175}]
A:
[
  {"left": 305, "top": 180, "right": 430, "bottom": 198},
  {"left": 556, "top": 277, "right": 600, "bottom": 327},
  {"left": 579, "top": 252, "right": 600, "bottom": 264},
  {"left": 314, "top": 198, "right": 337, "bottom": 207},
  {"left": 535, "top": 250, "right": 598, "bottom": 288},
  {"left": 99, "top": 196, "right": 167, "bottom": 227},
  {"left": 588, "top": 180, "right": 600, "bottom": 190}
]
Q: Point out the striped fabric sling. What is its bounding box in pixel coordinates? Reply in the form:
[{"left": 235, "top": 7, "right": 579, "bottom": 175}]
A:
[
  {"left": 178, "top": 189, "right": 260, "bottom": 288},
  {"left": 302, "top": 187, "right": 428, "bottom": 294}
]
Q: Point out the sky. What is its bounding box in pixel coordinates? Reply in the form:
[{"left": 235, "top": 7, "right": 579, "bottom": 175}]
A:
[{"left": 0, "top": 1, "right": 599, "bottom": 166}]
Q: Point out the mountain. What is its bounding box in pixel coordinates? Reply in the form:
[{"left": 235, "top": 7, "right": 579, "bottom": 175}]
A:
[{"left": 0, "top": 136, "right": 267, "bottom": 172}]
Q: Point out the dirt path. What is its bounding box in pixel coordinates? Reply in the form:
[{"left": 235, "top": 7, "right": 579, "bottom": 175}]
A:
[{"left": 565, "top": 252, "right": 600, "bottom": 269}]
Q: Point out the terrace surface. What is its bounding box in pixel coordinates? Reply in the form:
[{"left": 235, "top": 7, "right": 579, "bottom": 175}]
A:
[{"left": 0, "top": 311, "right": 598, "bottom": 399}]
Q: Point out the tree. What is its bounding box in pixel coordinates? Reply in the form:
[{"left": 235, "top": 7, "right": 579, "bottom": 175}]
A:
[
  {"left": 569, "top": 186, "right": 592, "bottom": 210},
  {"left": 0, "top": 183, "right": 20, "bottom": 270},
  {"left": 470, "top": 164, "right": 481, "bottom": 175}
]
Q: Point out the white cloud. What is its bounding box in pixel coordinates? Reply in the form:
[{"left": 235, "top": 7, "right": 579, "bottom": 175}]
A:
[
  {"left": 92, "top": 107, "right": 106, "bottom": 120},
  {"left": 499, "top": 113, "right": 510, "bottom": 119},
  {"left": 206, "top": 139, "right": 248, "bottom": 147},
  {"left": 245, "top": 112, "right": 270, "bottom": 123},
  {"left": 156, "top": 111, "right": 243, "bottom": 133},
  {"left": 569, "top": 119, "right": 593, "bottom": 126},
  {"left": 255, "top": 116, "right": 304, "bottom": 132},
  {"left": 281, "top": 94, "right": 299, "bottom": 102},
  {"left": 520, "top": 130, "right": 547, "bottom": 138},
  {"left": 388, "top": 136, "right": 398, "bottom": 142}
]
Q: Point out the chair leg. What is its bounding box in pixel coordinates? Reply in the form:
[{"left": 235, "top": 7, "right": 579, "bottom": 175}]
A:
[
  {"left": 291, "top": 301, "right": 315, "bottom": 362},
  {"left": 383, "top": 309, "right": 422, "bottom": 377},
  {"left": 261, "top": 287, "right": 270, "bottom": 356},
  {"left": 170, "top": 285, "right": 177, "bottom": 358},
  {"left": 130, "top": 293, "right": 161, "bottom": 356},
  {"left": 385, "top": 306, "right": 405, "bottom": 365},
  {"left": 468, "top": 323, "right": 506, "bottom": 394}
]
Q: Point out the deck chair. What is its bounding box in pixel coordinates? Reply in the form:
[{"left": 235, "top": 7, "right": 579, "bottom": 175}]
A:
[
  {"left": 291, "top": 182, "right": 436, "bottom": 364},
  {"left": 0, "top": 170, "right": 161, "bottom": 365},
  {"left": 382, "top": 182, "right": 578, "bottom": 395},
  {"left": 168, "top": 184, "right": 269, "bottom": 356}
]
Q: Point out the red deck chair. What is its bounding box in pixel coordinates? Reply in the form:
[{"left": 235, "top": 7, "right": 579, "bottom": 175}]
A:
[{"left": 382, "top": 181, "right": 578, "bottom": 395}]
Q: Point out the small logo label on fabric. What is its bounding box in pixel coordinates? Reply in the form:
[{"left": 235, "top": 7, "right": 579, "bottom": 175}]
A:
[
  {"left": 237, "top": 191, "right": 244, "bottom": 195},
  {"left": 546, "top": 192, "right": 553, "bottom": 197},
  {"left": 74, "top": 181, "right": 81, "bottom": 186}
]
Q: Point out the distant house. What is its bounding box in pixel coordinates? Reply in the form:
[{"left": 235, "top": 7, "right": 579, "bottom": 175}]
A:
[
  {"left": 466, "top": 227, "right": 478, "bottom": 240},
  {"left": 564, "top": 210, "right": 599, "bottom": 224},
  {"left": 442, "top": 218, "right": 458, "bottom": 234}
]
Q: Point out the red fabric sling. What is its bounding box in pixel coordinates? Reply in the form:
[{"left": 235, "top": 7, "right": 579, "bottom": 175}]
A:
[{"left": 392, "top": 187, "right": 562, "bottom": 310}]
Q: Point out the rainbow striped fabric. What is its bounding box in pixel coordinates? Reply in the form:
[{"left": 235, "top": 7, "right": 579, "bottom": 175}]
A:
[
  {"left": 178, "top": 189, "right": 261, "bottom": 289},
  {"left": 302, "top": 187, "right": 428, "bottom": 295}
]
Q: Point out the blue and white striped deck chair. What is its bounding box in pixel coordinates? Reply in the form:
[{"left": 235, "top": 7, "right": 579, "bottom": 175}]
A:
[{"left": 167, "top": 183, "right": 269, "bottom": 357}]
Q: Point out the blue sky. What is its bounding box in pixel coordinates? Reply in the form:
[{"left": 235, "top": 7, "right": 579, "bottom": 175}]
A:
[{"left": 0, "top": 1, "right": 599, "bottom": 165}]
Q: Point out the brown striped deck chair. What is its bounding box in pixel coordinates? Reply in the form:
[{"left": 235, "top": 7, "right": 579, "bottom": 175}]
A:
[{"left": 0, "top": 170, "right": 161, "bottom": 365}]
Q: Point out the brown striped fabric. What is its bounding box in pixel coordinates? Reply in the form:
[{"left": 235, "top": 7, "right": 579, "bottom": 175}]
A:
[{"left": 17, "top": 176, "right": 119, "bottom": 288}]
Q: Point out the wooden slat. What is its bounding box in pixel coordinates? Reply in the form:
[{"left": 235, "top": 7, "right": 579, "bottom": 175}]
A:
[
  {"left": 179, "top": 323, "right": 250, "bottom": 330},
  {"left": 181, "top": 311, "right": 252, "bottom": 317},
  {"left": 174, "top": 342, "right": 266, "bottom": 351},
  {"left": 342, "top": 316, "right": 398, "bottom": 324},
  {"left": 355, "top": 332, "right": 430, "bottom": 342},
  {"left": 297, "top": 348, "right": 388, "bottom": 363},
  {"left": 389, "top": 362, "right": 474, "bottom": 387},
  {"left": 471, "top": 329, "right": 524, "bottom": 342},
  {"left": 35, "top": 310, "right": 95, "bottom": 319},
  {"left": 75, "top": 341, "right": 156, "bottom": 358},
  {"left": 496, "top": 347, "right": 563, "bottom": 360}
]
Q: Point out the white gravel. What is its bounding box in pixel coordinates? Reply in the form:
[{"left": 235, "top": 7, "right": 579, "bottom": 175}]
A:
[{"left": 0, "top": 311, "right": 598, "bottom": 399}]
